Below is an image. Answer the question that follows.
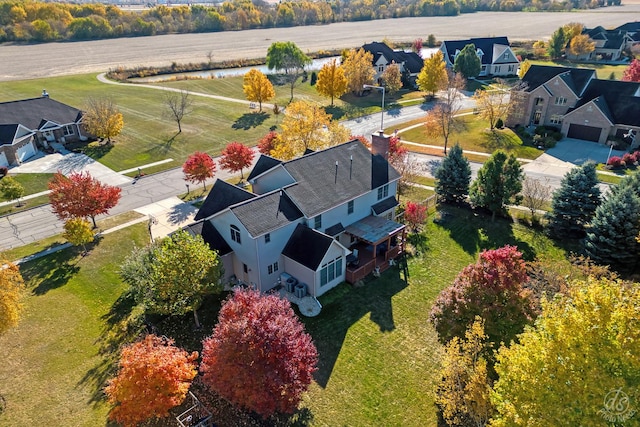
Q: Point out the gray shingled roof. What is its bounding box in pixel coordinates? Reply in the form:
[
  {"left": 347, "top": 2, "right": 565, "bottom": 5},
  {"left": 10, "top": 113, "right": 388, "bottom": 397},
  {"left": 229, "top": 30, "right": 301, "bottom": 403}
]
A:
[
  {"left": 573, "top": 79, "right": 640, "bottom": 127},
  {"left": 362, "top": 41, "right": 424, "bottom": 74},
  {"left": 372, "top": 197, "right": 399, "bottom": 215},
  {"left": 521, "top": 65, "right": 595, "bottom": 96},
  {"left": 281, "top": 140, "right": 400, "bottom": 218},
  {"left": 194, "top": 179, "right": 255, "bottom": 221},
  {"left": 185, "top": 220, "right": 232, "bottom": 255},
  {"left": 282, "top": 224, "right": 334, "bottom": 270},
  {"left": 0, "top": 96, "right": 82, "bottom": 131},
  {"left": 0, "top": 124, "right": 20, "bottom": 146},
  {"left": 442, "top": 37, "right": 511, "bottom": 66},
  {"left": 230, "top": 190, "right": 303, "bottom": 237},
  {"left": 247, "top": 154, "right": 281, "bottom": 181}
]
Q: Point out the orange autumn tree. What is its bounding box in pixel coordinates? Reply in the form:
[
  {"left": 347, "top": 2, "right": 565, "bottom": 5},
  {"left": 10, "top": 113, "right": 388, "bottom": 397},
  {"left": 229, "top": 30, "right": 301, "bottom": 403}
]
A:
[
  {"left": 48, "top": 171, "right": 121, "bottom": 228},
  {"left": 218, "top": 142, "right": 255, "bottom": 180},
  {"left": 182, "top": 151, "right": 216, "bottom": 190},
  {"left": 105, "top": 335, "right": 198, "bottom": 427}
]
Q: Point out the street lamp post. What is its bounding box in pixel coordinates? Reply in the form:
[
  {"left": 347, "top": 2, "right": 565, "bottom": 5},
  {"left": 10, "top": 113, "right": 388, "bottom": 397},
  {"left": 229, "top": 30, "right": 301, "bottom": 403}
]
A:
[{"left": 363, "top": 84, "right": 385, "bottom": 133}]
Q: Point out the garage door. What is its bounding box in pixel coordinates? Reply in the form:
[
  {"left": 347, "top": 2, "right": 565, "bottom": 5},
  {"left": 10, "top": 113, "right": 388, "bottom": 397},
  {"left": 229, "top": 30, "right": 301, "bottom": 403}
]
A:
[
  {"left": 567, "top": 124, "right": 602, "bottom": 142},
  {"left": 0, "top": 150, "right": 8, "bottom": 167},
  {"left": 16, "top": 141, "right": 36, "bottom": 162}
]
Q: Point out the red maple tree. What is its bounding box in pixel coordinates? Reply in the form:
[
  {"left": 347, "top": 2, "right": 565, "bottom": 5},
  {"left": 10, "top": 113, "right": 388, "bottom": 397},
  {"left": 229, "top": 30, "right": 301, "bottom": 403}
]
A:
[
  {"left": 218, "top": 142, "right": 255, "bottom": 179},
  {"left": 183, "top": 151, "right": 216, "bottom": 190},
  {"left": 105, "top": 335, "right": 198, "bottom": 427},
  {"left": 257, "top": 131, "right": 279, "bottom": 155},
  {"left": 622, "top": 58, "right": 640, "bottom": 82},
  {"left": 404, "top": 201, "right": 427, "bottom": 231},
  {"left": 48, "top": 171, "right": 121, "bottom": 228},
  {"left": 430, "top": 245, "right": 535, "bottom": 347},
  {"left": 200, "top": 289, "right": 318, "bottom": 419},
  {"left": 388, "top": 135, "right": 408, "bottom": 164}
]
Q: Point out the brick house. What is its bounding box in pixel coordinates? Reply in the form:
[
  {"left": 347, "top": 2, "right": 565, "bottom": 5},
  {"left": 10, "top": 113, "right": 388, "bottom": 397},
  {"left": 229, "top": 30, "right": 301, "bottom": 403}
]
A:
[{"left": 440, "top": 37, "right": 519, "bottom": 77}]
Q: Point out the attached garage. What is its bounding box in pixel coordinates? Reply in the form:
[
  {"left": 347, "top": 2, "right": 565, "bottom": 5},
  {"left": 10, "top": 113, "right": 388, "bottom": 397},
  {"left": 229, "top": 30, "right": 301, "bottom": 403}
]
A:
[
  {"left": 15, "top": 141, "right": 36, "bottom": 162},
  {"left": 567, "top": 124, "right": 602, "bottom": 142},
  {"left": 0, "top": 150, "right": 8, "bottom": 167}
]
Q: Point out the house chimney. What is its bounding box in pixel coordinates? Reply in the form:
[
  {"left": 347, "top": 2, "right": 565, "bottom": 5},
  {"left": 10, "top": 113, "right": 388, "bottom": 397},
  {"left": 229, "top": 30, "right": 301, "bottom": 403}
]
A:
[
  {"left": 349, "top": 155, "right": 353, "bottom": 180},
  {"left": 42, "top": 89, "right": 49, "bottom": 98},
  {"left": 335, "top": 161, "right": 339, "bottom": 184},
  {"left": 371, "top": 131, "right": 390, "bottom": 160}
]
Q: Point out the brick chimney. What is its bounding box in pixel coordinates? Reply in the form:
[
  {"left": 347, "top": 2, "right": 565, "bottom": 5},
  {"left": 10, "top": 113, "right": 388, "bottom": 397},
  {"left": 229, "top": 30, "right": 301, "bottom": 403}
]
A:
[{"left": 371, "top": 130, "right": 390, "bottom": 160}]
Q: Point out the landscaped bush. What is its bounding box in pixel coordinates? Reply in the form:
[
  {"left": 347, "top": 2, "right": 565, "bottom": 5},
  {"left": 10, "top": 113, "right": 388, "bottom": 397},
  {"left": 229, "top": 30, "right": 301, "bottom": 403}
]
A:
[
  {"left": 495, "top": 118, "right": 504, "bottom": 129},
  {"left": 0, "top": 166, "right": 7, "bottom": 177},
  {"left": 607, "top": 156, "right": 625, "bottom": 168},
  {"left": 622, "top": 152, "right": 636, "bottom": 166}
]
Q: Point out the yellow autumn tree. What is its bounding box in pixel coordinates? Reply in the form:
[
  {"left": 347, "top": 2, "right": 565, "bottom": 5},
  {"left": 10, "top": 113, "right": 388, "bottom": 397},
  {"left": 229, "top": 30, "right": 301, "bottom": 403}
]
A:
[
  {"left": 83, "top": 96, "right": 124, "bottom": 144},
  {"left": 63, "top": 218, "right": 94, "bottom": 254},
  {"left": 517, "top": 59, "right": 531, "bottom": 79},
  {"left": 273, "top": 100, "right": 348, "bottom": 160},
  {"left": 0, "top": 257, "right": 25, "bottom": 335},
  {"left": 417, "top": 51, "right": 448, "bottom": 97},
  {"left": 382, "top": 61, "right": 403, "bottom": 95},
  {"left": 472, "top": 89, "right": 511, "bottom": 130},
  {"left": 569, "top": 34, "right": 595, "bottom": 58},
  {"left": 436, "top": 318, "right": 494, "bottom": 427},
  {"left": 342, "top": 48, "right": 375, "bottom": 96},
  {"left": 316, "top": 59, "right": 348, "bottom": 106},
  {"left": 243, "top": 68, "right": 275, "bottom": 112},
  {"left": 491, "top": 277, "right": 640, "bottom": 427}
]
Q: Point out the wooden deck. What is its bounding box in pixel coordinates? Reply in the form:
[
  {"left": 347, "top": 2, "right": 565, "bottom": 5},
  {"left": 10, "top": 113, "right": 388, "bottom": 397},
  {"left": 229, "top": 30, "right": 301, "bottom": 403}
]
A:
[{"left": 345, "top": 243, "right": 402, "bottom": 284}]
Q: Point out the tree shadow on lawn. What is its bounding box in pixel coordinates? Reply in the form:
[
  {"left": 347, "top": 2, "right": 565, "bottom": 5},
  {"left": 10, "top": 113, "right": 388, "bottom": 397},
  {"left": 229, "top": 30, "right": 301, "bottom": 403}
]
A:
[
  {"left": 323, "top": 105, "right": 345, "bottom": 120},
  {"left": 67, "top": 140, "right": 113, "bottom": 160},
  {"left": 479, "top": 129, "right": 522, "bottom": 151},
  {"left": 303, "top": 268, "right": 408, "bottom": 388},
  {"left": 232, "top": 112, "right": 269, "bottom": 130},
  {"left": 20, "top": 249, "right": 80, "bottom": 295},
  {"left": 435, "top": 205, "right": 536, "bottom": 260}
]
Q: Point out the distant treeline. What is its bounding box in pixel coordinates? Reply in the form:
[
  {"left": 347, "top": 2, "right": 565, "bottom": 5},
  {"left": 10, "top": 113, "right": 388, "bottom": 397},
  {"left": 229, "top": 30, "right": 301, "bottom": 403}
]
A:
[{"left": 0, "top": 0, "right": 613, "bottom": 44}]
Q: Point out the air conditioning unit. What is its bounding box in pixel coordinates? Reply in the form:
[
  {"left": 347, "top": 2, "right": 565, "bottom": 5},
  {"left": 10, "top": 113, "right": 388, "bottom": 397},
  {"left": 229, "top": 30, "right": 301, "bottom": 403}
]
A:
[{"left": 295, "top": 282, "right": 307, "bottom": 298}]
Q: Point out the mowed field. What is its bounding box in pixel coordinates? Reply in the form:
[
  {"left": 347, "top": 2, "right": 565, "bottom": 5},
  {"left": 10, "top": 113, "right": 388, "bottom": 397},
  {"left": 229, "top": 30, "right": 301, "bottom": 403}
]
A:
[{"left": 1, "top": 5, "right": 640, "bottom": 81}]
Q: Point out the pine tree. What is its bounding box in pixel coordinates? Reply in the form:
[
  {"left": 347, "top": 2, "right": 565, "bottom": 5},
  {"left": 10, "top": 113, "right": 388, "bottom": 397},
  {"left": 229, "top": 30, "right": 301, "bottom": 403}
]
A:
[
  {"left": 434, "top": 143, "right": 471, "bottom": 205},
  {"left": 547, "top": 27, "right": 565, "bottom": 59},
  {"left": 546, "top": 163, "right": 600, "bottom": 239},
  {"left": 584, "top": 185, "right": 640, "bottom": 271},
  {"left": 453, "top": 43, "right": 481, "bottom": 79}
]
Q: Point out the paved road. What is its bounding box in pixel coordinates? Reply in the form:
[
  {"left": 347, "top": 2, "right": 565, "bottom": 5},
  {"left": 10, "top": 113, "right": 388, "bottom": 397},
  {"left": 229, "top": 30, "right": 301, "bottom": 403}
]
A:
[{"left": 1, "top": 5, "right": 639, "bottom": 81}]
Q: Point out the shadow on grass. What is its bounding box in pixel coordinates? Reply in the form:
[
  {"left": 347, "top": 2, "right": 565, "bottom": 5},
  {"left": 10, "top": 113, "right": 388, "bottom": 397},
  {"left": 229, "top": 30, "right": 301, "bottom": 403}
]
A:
[
  {"left": 233, "top": 112, "right": 268, "bottom": 130},
  {"left": 303, "top": 267, "right": 408, "bottom": 388},
  {"left": 323, "top": 105, "right": 345, "bottom": 120},
  {"left": 67, "top": 140, "right": 113, "bottom": 160},
  {"left": 20, "top": 249, "right": 80, "bottom": 295},
  {"left": 435, "top": 205, "right": 536, "bottom": 260},
  {"left": 479, "top": 129, "right": 522, "bottom": 151}
]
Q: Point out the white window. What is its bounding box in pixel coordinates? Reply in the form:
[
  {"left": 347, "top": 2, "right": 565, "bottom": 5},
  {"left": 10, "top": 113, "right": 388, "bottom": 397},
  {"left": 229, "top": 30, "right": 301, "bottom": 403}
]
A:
[
  {"left": 378, "top": 65, "right": 384, "bottom": 72},
  {"left": 377, "top": 184, "right": 389, "bottom": 200},
  {"left": 230, "top": 225, "right": 241, "bottom": 244},
  {"left": 320, "top": 256, "right": 343, "bottom": 287},
  {"left": 63, "top": 125, "right": 74, "bottom": 136},
  {"left": 267, "top": 262, "right": 279, "bottom": 275},
  {"left": 348, "top": 200, "right": 354, "bottom": 215},
  {"left": 508, "top": 64, "right": 515, "bottom": 73},
  {"left": 555, "top": 97, "right": 567, "bottom": 106},
  {"left": 495, "top": 66, "right": 501, "bottom": 73},
  {"left": 264, "top": 233, "right": 270, "bottom": 244},
  {"left": 503, "top": 52, "right": 509, "bottom": 59},
  {"left": 314, "top": 215, "right": 322, "bottom": 230},
  {"left": 550, "top": 115, "right": 563, "bottom": 125}
]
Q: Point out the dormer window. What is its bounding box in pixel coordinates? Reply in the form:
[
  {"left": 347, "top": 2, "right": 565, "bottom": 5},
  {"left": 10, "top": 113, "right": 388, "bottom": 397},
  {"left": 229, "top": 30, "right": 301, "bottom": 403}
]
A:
[{"left": 503, "top": 52, "right": 509, "bottom": 59}]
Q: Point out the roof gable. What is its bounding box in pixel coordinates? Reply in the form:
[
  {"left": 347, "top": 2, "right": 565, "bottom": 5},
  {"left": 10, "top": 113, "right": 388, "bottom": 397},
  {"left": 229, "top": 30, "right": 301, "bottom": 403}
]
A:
[
  {"left": 361, "top": 41, "right": 424, "bottom": 74},
  {"left": 185, "top": 220, "right": 232, "bottom": 255},
  {"left": 522, "top": 65, "right": 595, "bottom": 95},
  {"left": 194, "top": 179, "right": 256, "bottom": 221},
  {"left": 282, "top": 224, "right": 335, "bottom": 270},
  {"left": 230, "top": 190, "right": 303, "bottom": 237},
  {"left": 247, "top": 154, "right": 282, "bottom": 181},
  {"left": 575, "top": 79, "right": 640, "bottom": 127},
  {"left": 442, "top": 37, "right": 511, "bottom": 65}
]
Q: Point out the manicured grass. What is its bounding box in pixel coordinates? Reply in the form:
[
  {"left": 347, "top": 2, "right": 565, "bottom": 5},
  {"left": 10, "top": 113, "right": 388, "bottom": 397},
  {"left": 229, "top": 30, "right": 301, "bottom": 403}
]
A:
[
  {"left": 0, "top": 224, "right": 149, "bottom": 427},
  {"left": 0, "top": 234, "right": 66, "bottom": 262},
  {"left": 400, "top": 114, "right": 544, "bottom": 160},
  {"left": 0, "top": 206, "right": 572, "bottom": 427},
  {"left": 0, "top": 194, "right": 50, "bottom": 216},
  {"left": 0, "top": 74, "right": 274, "bottom": 172},
  {"left": 530, "top": 59, "right": 628, "bottom": 80},
  {"left": 0, "top": 173, "right": 53, "bottom": 201}
]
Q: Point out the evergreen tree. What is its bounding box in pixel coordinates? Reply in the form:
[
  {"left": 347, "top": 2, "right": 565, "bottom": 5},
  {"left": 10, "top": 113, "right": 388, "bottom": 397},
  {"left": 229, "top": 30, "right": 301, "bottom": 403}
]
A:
[
  {"left": 469, "top": 151, "right": 523, "bottom": 221},
  {"left": 434, "top": 143, "right": 471, "bottom": 205},
  {"left": 585, "top": 185, "right": 640, "bottom": 271},
  {"left": 453, "top": 43, "right": 481, "bottom": 79},
  {"left": 546, "top": 163, "right": 600, "bottom": 239},
  {"left": 547, "top": 27, "right": 565, "bottom": 59}
]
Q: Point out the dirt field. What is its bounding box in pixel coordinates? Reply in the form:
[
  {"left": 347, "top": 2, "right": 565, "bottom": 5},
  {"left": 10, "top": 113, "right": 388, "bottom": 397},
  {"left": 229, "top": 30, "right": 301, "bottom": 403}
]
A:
[{"left": 0, "top": 5, "right": 639, "bottom": 81}]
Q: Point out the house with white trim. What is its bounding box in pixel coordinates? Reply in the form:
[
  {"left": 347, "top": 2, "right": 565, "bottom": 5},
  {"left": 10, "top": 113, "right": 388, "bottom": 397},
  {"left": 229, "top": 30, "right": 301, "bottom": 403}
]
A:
[
  {"left": 440, "top": 37, "right": 519, "bottom": 77},
  {"left": 0, "top": 92, "right": 85, "bottom": 167},
  {"left": 186, "top": 137, "right": 407, "bottom": 298},
  {"left": 362, "top": 41, "right": 424, "bottom": 86},
  {"left": 507, "top": 65, "right": 640, "bottom": 147}
]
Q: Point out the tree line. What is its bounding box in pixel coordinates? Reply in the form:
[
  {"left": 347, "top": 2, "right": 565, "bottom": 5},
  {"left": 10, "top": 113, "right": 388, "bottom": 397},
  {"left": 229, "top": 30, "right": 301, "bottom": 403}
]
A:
[{"left": 0, "top": 0, "right": 609, "bottom": 44}]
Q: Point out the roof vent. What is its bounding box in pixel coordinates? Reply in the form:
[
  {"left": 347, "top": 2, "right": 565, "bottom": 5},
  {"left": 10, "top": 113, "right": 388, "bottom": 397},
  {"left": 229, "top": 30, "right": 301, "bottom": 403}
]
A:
[{"left": 42, "top": 89, "right": 49, "bottom": 98}]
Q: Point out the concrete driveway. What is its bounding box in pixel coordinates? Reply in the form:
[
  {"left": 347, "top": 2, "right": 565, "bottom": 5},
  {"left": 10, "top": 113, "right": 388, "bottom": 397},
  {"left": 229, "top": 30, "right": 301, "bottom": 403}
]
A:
[{"left": 9, "top": 149, "right": 131, "bottom": 186}]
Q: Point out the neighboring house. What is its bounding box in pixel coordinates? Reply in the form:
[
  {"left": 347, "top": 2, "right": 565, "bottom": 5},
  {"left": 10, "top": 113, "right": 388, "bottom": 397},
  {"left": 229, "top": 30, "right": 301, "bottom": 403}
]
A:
[
  {"left": 186, "top": 136, "right": 406, "bottom": 298},
  {"left": 507, "top": 65, "right": 640, "bottom": 147},
  {"left": 0, "top": 92, "right": 85, "bottom": 167},
  {"left": 440, "top": 36, "right": 519, "bottom": 77},
  {"left": 566, "top": 25, "right": 639, "bottom": 62},
  {"left": 362, "top": 41, "right": 424, "bottom": 86}
]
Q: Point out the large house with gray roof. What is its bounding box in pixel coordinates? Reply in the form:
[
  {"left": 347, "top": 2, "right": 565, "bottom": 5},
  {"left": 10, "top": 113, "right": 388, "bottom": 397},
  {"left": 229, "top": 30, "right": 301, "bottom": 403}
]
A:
[
  {"left": 507, "top": 65, "right": 640, "bottom": 147},
  {"left": 362, "top": 41, "right": 424, "bottom": 86},
  {"left": 186, "top": 137, "right": 406, "bottom": 298},
  {"left": 440, "top": 37, "right": 519, "bottom": 77},
  {"left": 0, "top": 92, "right": 85, "bottom": 167},
  {"left": 567, "top": 25, "right": 640, "bottom": 62}
]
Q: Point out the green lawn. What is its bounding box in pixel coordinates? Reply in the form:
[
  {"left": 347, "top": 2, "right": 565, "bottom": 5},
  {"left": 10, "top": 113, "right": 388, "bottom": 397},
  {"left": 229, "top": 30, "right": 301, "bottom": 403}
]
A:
[
  {"left": 530, "top": 59, "right": 629, "bottom": 80},
  {"left": 0, "top": 173, "right": 53, "bottom": 201},
  {"left": 0, "top": 206, "right": 571, "bottom": 427},
  {"left": 400, "top": 114, "right": 544, "bottom": 160},
  {"left": 0, "top": 74, "right": 275, "bottom": 172}
]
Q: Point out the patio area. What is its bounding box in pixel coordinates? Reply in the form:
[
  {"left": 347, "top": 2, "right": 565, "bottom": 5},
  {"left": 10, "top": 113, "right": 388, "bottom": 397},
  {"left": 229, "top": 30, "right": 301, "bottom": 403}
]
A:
[{"left": 272, "top": 285, "right": 323, "bottom": 317}]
